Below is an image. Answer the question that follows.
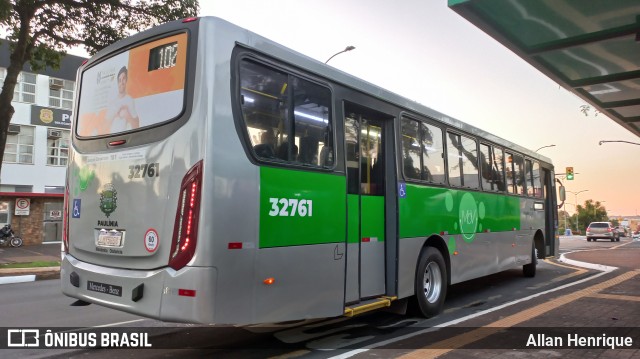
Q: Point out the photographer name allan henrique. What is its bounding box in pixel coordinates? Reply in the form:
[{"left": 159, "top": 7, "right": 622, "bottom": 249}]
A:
[{"left": 527, "top": 333, "right": 634, "bottom": 349}]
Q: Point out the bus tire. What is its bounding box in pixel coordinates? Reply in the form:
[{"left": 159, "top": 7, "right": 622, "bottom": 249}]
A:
[
  {"left": 523, "top": 243, "right": 537, "bottom": 278},
  {"left": 413, "top": 247, "right": 447, "bottom": 318}
]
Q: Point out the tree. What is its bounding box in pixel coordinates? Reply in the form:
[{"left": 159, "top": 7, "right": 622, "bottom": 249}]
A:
[
  {"left": 0, "top": 0, "right": 199, "bottom": 177},
  {"left": 575, "top": 199, "right": 608, "bottom": 232}
]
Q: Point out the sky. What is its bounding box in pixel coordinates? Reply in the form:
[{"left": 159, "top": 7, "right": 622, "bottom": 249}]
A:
[{"left": 192, "top": 0, "right": 638, "bottom": 217}]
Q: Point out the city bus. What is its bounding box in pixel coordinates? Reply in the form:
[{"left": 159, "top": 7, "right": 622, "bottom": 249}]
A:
[{"left": 62, "top": 16, "right": 560, "bottom": 324}]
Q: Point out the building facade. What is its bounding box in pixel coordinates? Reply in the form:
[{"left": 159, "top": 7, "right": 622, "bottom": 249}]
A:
[{"left": 0, "top": 41, "right": 85, "bottom": 245}]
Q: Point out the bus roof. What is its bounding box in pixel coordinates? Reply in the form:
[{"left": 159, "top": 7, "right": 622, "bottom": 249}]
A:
[{"left": 86, "top": 16, "right": 554, "bottom": 165}]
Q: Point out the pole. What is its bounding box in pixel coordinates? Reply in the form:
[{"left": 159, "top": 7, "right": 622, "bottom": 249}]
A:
[
  {"left": 325, "top": 46, "right": 356, "bottom": 64},
  {"left": 567, "top": 190, "right": 588, "bottom": 234},
  {"left": 575, "top": 193, "right": 579, "bottom": 233}
]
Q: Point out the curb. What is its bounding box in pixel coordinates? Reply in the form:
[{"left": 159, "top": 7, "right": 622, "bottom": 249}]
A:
[{"left": 0, "top": 266, "right": 61, "bottom": 284}]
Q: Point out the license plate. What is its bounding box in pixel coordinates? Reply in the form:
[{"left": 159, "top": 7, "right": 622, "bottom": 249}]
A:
[
  {"left": 87, "top": 280, "right": 122, "bottom": 297},
  {"left": 97, "top": 231, "right": 123, "bottom": 247}
]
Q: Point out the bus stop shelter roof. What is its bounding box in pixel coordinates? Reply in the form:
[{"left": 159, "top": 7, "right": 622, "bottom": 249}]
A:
[{"left": 448, "top": 0, "right": 640, "bottom": 137}]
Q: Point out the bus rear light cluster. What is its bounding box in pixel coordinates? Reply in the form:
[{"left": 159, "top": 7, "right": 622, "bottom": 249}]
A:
[{"left": 169, "top": 161, "right": 203, "bottom": 270}]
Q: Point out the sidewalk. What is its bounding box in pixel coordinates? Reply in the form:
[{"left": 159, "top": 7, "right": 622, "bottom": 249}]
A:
[{"left": 0, "top": 242, "right": 61, "bottom": 283}]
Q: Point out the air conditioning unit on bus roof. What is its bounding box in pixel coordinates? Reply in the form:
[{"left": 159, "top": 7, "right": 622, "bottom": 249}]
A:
[
  {"left": 47, "top": 129, "right": 63, "bottom": 139},
  {"left": 7, "top": 124, "right": 20, "bottom": 134},
  {"left": 49, "top": 78, "right": 64, "bottom": 89}
]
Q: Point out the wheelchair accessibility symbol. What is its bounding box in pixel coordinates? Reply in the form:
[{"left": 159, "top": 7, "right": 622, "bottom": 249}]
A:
[
  {"left": 398, "top": 182, "right": 407, "bottom": 198},
  {"left": 72, "top": 199, "right": 81, "bottom": 218}
]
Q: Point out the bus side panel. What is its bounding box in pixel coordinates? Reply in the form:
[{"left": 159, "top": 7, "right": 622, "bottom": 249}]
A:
[
  {"left": 398, "top": 237, "right": 427, "bottom": 299},
  {"left": 250, "top": 167, "right": 347, "bottom": 321},
  {"left": 253, "top": 244, "right": 346, "bottom": 322},
  {"left": 399, "top": 184, "right": 521, "bottom": 286}
]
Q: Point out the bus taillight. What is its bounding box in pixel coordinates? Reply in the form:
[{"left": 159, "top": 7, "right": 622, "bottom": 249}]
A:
[{"left": 169, "top": 161, "right": 203, "bottom": 270}]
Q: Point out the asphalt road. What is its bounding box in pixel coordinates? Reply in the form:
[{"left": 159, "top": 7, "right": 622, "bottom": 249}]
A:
[{"left": 1, "top": 239, "right": 611, "bottom": 359}]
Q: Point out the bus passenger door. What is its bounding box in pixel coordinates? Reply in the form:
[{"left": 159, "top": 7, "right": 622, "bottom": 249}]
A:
[{"left": 345, "top": 105, "right": 391, "bottom": 301}]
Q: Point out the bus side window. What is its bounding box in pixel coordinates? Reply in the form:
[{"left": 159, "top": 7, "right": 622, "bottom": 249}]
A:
[
  {"left": 525, "top": 159, "right": 534, "bottom": 197},
  {"left": 421, "top": 122, "right": 445, "bottom": 184},
  {"left": 239, "top": 59, "right": 333, "bottom": 168},
  {"left": 505, "top": 151, "right": 516, "bottom": 194},
  {"left": 401, "top": 118, "right": 421, "bottom": 180},
  {"left": 446, "top": 132, "right": 479, "bottom": 189},
  {"left": 400, "top": 118, "right": 445, "bottom": 184},
  {"left": 513, "top": 154, "right": 525, "bottom": 195},
  {"left": 532, "top": 160, "right": 542, "bottom": 198}
]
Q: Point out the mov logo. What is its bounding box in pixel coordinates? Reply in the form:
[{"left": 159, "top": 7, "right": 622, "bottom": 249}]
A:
[
  {"left": 458, "top": 192, "right": 478, "bottom": 242},
  {"left": 7, "top": 329, "right": 39, "bottom": 347}
]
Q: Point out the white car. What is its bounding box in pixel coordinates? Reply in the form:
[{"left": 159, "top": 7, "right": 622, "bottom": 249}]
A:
[{"left": 586, "top": 222, "right": 620, "bottom": 242}]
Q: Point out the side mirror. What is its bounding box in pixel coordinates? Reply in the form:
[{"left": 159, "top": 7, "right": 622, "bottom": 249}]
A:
[{"left": 559, "top": 186, "right": 566, "bottom": 202}]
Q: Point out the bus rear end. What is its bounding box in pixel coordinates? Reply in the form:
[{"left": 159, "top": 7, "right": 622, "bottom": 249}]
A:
[{"left": 61, "top": 18, "right": 211, "bottom": 323}]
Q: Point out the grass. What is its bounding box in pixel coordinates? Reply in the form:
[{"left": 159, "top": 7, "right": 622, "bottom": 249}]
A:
[{"left": 0, "top": 261, "right": 60, "bottom": 269}]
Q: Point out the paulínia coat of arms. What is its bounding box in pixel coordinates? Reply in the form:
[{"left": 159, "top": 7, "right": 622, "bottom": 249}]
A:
[{"left": 99, "top": 183, "right": 118, "bottom": 218}]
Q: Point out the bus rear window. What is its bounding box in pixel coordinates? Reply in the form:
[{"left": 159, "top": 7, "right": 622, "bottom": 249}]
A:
[{"left": 76, "top": 33, "right": 188, "bottom": 137}]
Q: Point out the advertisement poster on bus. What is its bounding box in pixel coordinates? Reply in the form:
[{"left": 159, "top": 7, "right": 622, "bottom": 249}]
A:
[{"left": 76, "top": 33, "right": 187, "bottom": 136}]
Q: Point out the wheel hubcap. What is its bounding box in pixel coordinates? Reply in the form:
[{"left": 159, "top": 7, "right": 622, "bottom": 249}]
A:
[{"left": 423, "top": 261, "right": 442, "bottom": 304}]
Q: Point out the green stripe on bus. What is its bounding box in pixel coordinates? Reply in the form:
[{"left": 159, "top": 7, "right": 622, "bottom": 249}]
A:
[
  {"left": 259, "top": 167, "right": 346, "bottom": 248},
  {"left": 399, "top": 184, "right": 520, "bottom": 241},
  {"left": 361, "top": 196, "right": 385, "bottom": 242}
]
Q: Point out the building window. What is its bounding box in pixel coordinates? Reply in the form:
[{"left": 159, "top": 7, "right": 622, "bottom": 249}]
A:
[
  {"left": 45, "top": 186, "right": 65, "bottom": 194},
  {"left": 49, "top": 78, "right": 75, "bottom": 109},
  {"left": 0, "top": 69, "right": 37, "bottom": 104},
  {"left": 4, "top": 125, "right": 35, "bottom": 164},
  {"left": 0, "top": 202, "right": 9, "bottom": 225},
  {"left": 47, "top": 129, "right": 70, "bottom": 166},
  {"left": 15, "top": 185, "right": 33, "bottom": 192}
]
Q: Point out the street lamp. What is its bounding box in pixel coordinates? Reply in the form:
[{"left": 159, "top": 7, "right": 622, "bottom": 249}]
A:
[
  {"left": 598, "top": 140, "right": 640, "bottom": 146},
  {"left": 325, "top": 46, "right": 356, "bottom": 64},
  {"left": 567, "top": 190, "right": 588, "bottom": 233},
  {"left": 535, "top": 144, "right": 556, "bottom": 152}
]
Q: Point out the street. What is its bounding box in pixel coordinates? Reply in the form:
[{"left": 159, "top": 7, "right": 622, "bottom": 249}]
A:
[{"left": 0, "top": 237, "right": 637, "bottom": 358}]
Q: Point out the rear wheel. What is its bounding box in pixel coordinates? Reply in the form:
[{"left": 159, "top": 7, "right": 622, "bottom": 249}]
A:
[
  {"left": 10, "top": 236, "right": 23, "bottom": 247},
  {"left": 412, "top": 247, "right": 447, "bottom": 318},
  {"left": 586, "top": 237, "right": 591, "bottom": 242}
]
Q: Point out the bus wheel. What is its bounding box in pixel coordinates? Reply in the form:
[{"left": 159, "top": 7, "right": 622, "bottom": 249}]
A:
[
  {"left": 523, "top": 243, "right": 537, "bottom": 278},
  {"left": 414, "top": 247, "right": 447, "bottom": 318}
]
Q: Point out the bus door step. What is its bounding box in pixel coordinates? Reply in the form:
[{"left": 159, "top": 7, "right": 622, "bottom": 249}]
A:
[{"left": 344, "top": 296, "right": 397, "bottom": 317}]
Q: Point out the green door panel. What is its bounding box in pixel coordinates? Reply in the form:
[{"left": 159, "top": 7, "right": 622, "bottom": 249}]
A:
[
  {"left": 360, "top": 196, "right": 385, "bottom": 242},
  {"left": 259, "top": 167, "right": 346, "bottom": 248}
]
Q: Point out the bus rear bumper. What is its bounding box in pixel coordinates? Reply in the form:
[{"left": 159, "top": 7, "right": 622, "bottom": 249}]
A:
[{"left": 61, "top": 254, "right": 217, "bottom": 324}]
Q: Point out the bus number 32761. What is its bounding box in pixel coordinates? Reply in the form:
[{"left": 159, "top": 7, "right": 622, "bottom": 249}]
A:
[{"left": 268, "top": 198, "right": 313, "bottom": 217}]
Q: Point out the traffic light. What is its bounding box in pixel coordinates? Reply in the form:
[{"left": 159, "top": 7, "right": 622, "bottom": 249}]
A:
[{"left": 566, "top": 167, "right": 574, "bottom": 180}]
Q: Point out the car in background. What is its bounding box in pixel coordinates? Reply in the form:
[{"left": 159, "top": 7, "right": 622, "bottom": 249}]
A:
[
  {"left": 615, "top": 226, "right": 627, "bottom": 237},
  {"left": 586, "top": 222, "right": 620, "bottom": 242}
]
